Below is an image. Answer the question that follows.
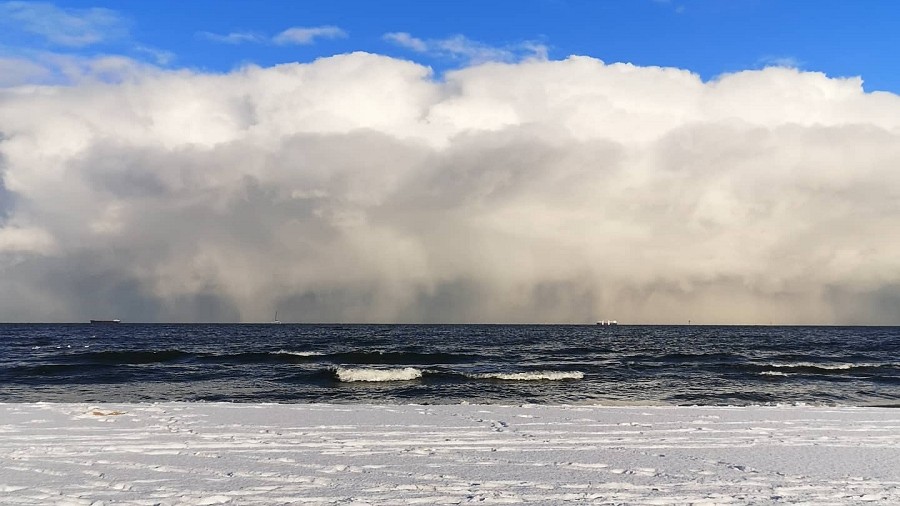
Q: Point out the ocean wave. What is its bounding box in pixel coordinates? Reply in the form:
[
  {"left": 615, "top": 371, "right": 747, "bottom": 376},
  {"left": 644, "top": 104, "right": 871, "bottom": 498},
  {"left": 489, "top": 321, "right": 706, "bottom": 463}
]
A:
[
  {"left": 759, "top": 371, "right": 791, "bottom": 376},
  {"left": 469, "top": 371, "right": 585, "bottom": 381},
  {"left": 274, "top": 350, "right": 324, "bottom": 357},
  {"left": 329, "top": 351, "right": 476, "bottom": 365},
  {"left": 334, "top": 367, "right": 423, "bottom": 382},
  {"left": 767, "top": 362, "right": 886, "bottom": 370},
  {"left": 66, "top": 349, "right": 193, "bottom": 365}
]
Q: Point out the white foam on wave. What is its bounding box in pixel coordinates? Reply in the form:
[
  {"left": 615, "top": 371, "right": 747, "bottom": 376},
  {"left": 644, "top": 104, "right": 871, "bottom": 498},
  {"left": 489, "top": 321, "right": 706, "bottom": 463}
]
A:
[
  {"left": 275, "top": 350, "right": 324, "bottom": 357},
  {"left": 768, "top": 362, "right": 882, "bottom": 370},
  {"left": 760, "top": 371, "right": 790, "bottom": 376},
  {"left": 335, "top": 367, "right": 423, "bottom": 382},
  {"left": 470, "top": 371, "right": 585, "bottom": 381}
]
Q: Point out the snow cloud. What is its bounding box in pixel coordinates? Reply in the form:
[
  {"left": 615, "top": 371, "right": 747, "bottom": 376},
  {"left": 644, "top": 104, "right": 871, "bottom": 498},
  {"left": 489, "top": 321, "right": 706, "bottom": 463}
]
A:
[{"left": 1, "top": 54, "right": 899, "bottom": 323}]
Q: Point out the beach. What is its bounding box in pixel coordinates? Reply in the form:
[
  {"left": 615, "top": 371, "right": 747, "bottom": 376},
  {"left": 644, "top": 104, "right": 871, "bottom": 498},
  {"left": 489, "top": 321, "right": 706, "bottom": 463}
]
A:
[{"left": 2, "top": 403, "right": 899, "bottom": 504}]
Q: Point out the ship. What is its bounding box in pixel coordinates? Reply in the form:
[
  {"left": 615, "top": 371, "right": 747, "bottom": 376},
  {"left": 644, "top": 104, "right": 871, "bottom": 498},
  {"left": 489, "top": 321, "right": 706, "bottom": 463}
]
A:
[
  {"left": 90, "top": 319, "right": 121, "bottom": 324},
  {"left": 596, "top": 320, "right": 618, "bottom": 326}
]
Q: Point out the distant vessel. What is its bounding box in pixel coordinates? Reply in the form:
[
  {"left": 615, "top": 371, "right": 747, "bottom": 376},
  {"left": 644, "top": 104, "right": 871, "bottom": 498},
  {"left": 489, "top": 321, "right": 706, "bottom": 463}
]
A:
[
  {"left": 90, "top": 319, "right": 121, "bottom": 324},
  {"left": 273, "top": 311, "right": 281, "bottom": 324},
  {"left": 596, "top": 320, "right": 618, "bottom": 326}
]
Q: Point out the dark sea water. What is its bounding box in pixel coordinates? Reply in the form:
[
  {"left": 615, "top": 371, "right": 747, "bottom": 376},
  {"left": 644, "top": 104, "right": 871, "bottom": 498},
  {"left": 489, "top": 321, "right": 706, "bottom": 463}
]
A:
[{"left": 1, "top": 324, "right": 898, "bottom": 406}]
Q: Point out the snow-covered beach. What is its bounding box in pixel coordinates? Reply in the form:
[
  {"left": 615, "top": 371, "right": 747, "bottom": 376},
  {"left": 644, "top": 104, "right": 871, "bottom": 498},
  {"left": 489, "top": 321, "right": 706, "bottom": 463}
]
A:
[{"left": 2, "top": 403, "right": 899, "bottom": 504}]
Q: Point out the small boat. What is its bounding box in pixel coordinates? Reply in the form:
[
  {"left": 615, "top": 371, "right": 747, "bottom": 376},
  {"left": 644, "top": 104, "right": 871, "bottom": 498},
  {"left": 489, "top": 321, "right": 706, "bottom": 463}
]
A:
[
  {"left": 90, "top": 319, "right": 121, "bottom": 324},
  {"left": 273, "top": 311, "right": 281, "bottom": 324},
  {"left": 596, "top": 320, "right": 618, "bottom": 326}
]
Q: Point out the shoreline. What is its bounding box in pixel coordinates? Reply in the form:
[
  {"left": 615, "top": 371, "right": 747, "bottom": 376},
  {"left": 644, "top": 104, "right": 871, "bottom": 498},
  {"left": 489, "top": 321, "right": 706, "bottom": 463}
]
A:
[{"left": 2, "top": 403, "right": 899, "bottom": 504}]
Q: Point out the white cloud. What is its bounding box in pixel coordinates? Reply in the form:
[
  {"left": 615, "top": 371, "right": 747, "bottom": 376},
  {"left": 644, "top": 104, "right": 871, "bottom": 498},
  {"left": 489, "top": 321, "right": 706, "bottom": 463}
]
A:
[
  {"left": 1, "top": 54, "right": 900, "bottom": 323},
  {"left": 134, "top": 45, "right": 176, "bottom": 66},
  {"left": 273, "top": 26, "right": 347, "bottom": 45},
  {"left": 0, "top": 1, "right": 128, "bottom": 47},
  {"left": 433, "top": 35, "right": 518, "bottom": 64},
  {"left": 383, "top": 32, "right": 429, "bottom": 53},
  {"left": 757, "top": 55, "right": 803, "bottom": 69},
  {"left": 383, "top": 32, "right": 548, "bottom": 64},
  {"left": 0, "top": 52, "right": 161, "bottom": 87},
  {"left": 198, "top": 25, "right": 347, "bottom": 47},
  {"left": 198, "top": 31, "right": 265, "bottom": 45},
  {"left": 0, "top": 57, "right": 52, "bottom": 86},
  {"left": 0, "top": 4, "right": 171, "bottom": 78}
]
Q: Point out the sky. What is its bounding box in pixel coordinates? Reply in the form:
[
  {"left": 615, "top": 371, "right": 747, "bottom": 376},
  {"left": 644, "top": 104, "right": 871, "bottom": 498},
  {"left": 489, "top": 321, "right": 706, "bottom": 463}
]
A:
[{"left": 1, "top": 1, "right": 899, "bottom": 323}]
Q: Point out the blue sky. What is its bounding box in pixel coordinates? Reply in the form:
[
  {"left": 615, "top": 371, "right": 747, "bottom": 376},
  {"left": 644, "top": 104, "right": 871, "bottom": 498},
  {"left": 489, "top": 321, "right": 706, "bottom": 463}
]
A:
[{"left": 2, "top": 0, "right": 899, "bottom": 91}]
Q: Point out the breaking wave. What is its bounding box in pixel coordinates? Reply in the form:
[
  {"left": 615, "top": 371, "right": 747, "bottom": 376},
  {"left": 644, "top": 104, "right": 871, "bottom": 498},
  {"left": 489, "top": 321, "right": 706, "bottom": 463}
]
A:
[
  {"left": 769, "top": 362, "right": 857, "bottom": 370},
  {"left": 274, "top": 350, "right": 325, "bottom": 357},
  {"left": 469, "top": 371, "right": 585, "bottom": 381},
  {"left": 334, "top": 367, "right": 423, "bottom": 382},
  {"left": 763, "top": 362, "right": 894, "bottom": 372}
]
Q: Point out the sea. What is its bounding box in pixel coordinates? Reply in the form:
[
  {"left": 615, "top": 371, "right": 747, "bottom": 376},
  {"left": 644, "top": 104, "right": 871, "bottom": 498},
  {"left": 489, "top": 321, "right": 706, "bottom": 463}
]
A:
[{"left": 1, "top": 324, "right": 898, "bottom": 406}]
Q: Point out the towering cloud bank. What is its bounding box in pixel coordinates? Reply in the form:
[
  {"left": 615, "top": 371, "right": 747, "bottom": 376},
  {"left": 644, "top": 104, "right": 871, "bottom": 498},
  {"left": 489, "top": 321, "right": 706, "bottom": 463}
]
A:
[{"left": 2, "top": 53, "right": 899, "bottom": 323}]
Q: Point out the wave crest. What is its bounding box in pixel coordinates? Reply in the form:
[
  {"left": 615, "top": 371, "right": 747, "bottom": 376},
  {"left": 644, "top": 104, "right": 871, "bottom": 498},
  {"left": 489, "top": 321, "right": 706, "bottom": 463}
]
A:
[
  {"left": 470, "top": 371, "right": 584, "bottom": 381},
  {"left": 275, "top": 350, "right": 324, "bottom": 357},
  {"left": 767, "top": 362, "right": 888, "bottom": 370},
  {"left": 334, "top": 367, "right": 423, "bottom": 382}
]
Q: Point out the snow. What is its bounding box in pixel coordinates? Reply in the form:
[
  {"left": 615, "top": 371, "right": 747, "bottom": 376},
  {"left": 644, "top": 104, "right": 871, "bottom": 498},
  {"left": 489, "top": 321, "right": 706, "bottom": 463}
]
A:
[{"left": 1, "top": 403, "right": 898, "bottom": 504}]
